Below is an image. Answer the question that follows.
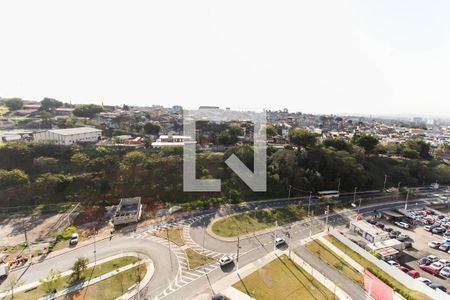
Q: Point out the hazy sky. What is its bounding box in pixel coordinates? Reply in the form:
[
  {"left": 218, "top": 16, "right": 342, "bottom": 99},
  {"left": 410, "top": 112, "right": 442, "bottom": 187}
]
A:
[{"left": 1, "top": 1, "right": 450, "bottom": 116}]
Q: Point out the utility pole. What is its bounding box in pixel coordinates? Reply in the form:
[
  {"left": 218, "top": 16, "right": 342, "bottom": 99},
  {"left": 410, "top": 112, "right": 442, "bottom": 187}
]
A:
[
  {"left": 383, "top": 174, "right": 387, "bottom": 191},
  {"left": 166, "top": 227, "right": 173, "bottom": 271},
  {"left": 309, "top": 211, "right": 314, "bottom": 238},
  {"left": 307, "top": 191, "right": 312, "bottom": 217},
  {"left": 405, "top": 189, "right": 410, "bottom": 210},
  {"left": 236, "top": 236, "right": 240, "bottom": 271},
  {"left": 273, "top": 221, "right": 278, "bottom": 252},
  {"left": 93, "top": 229, "right": 97, "bottom": 266},
  {"left": 353, "top": 187, "right": 357, "bottom": 205},
  {"left": 357, "top": 196, "right": 363, "bottom": 216},
  {"left": 337, "top": 178, "right": 341, "bottom": 193},
  {"left": 325, "top": 205, "right": 330, "bottom": 232},
  {"left": 397, "top": 182, "right": 401, "bottom": 200},
  {"left": 288, "top": 185, "right": 292, "bottom": 201},
  {"left": 24, "top": 224, "right": 32, "bottom": 263}
]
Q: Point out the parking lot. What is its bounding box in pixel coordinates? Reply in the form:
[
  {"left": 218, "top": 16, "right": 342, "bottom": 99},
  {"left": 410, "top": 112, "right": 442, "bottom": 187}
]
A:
[{"left": 372, "top": 207, "right": 450, "bottom": 291}]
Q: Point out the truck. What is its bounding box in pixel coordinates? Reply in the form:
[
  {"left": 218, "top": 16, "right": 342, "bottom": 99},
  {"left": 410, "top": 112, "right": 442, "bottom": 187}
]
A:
[{"left": 0, "top": 263, "right": 9, "bottom": 279}]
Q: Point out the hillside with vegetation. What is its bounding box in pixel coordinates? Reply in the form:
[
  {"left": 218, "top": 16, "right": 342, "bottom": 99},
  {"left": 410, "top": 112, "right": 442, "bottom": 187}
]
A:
[{"left": 1, "top": 132, "right": 449, "bottom": 210}]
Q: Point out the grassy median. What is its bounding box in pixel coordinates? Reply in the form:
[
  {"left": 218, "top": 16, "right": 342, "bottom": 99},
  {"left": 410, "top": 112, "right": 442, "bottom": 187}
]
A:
[
  {"left": 325, "top": 235, "right": 431, "bottom": 300},
  {"left": 212, "top": 205, "right": 309, "bottom": 237},
  {"left": 7, "top": 256, "right": 141, "bottom": 300},
  {"left": 305, "top": 240, "right": 363, "bottom": 285},
  {"left": 154, "top": 226, "right": 185, "bottom": 246},
  {"left": 185, "top": 248, "right": 215, "bottom": 270},
  {"left": 234, "top": 255, "right": 336, "bottom": 300}
]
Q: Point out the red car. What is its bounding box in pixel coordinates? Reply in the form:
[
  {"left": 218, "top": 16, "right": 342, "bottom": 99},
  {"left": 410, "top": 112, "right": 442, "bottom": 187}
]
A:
[
  {"left": 419, "top": 264, "right": 440, "bottom": 276},
  {"left": 407, "top": 270, "right": 420, "bottom": 279},
  {"left": 398, "top": 266, "right": 410, "bottom": 273}
]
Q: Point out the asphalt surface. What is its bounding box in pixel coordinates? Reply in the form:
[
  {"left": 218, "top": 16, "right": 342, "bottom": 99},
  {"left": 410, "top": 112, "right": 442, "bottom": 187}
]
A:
[{"left": 0, "top": 193, "right": 430, "bottom": 300}]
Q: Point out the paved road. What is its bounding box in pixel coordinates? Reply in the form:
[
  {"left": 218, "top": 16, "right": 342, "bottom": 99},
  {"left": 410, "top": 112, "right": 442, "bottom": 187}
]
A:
[
  {"left": 0, "top": 236, "right": 179, "bottom": 299},
  {"left": 294, "top": 246, "right": 366, "bottom": 300}
]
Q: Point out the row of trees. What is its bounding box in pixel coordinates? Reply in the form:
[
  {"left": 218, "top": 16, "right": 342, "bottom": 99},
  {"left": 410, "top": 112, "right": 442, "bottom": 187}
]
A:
[{"left": 0, "top": 133, "right": 448, "bottom": 207}]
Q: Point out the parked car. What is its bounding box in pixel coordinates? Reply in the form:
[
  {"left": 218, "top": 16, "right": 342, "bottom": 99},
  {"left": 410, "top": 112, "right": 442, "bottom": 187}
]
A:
[
  {"left": 444, "top": 231, "right": 450, "bottom": 237},
  {"left": 407, "top": 270, "right": 420, "bottom": 279},
  {"left": 418, "top": 258, "right": 432, "bottom": 266},
  {"left": 394, "top": 221, "right": 411, "bottom": 229},
  {"left": 69, "top": 233, "right": 79, "bottom": 246},
  {"left": 432, "top": 227, "right": 446, "bottom": 234},
  {"left": 429, "top": 241, "right": 442, "bottom": 248},
  {"left": 389, "top": 231, "right": 400, "bottom": 238},
  {"left": 438, "top": 259, "right": 450, "bottom": 267},
  {"left": 384, "top": 227, "right": 394, "bottom": 232},
  {"left": 275, "top": 237, "right": 286, "bottom": 246},
  {"left": 425, "top": 225, "right": 433, "bottom": 231},
  {"left": 427, "top": 255, "right": 440, "bottom": 262},
  {"left": 375, "top": 222, "right": 385, "bottom": 229},
  {"left": 419, "top": 264, "right": 440, "bottom": 276},
  {"left": 439, "top": 243, "right": 450, "bottom": 252},
  {"left": 417, "top": 277, "right": 432, "bottom": 286},
  {"left": 218, "top": 255, "right": 233, "bottom": 267},
  {"left": 398, "top": 266, "right": 410, "bottom": 273},
  {"left": 403, "top": 241, "right": 412, "bottom": 249},
  {"left": 396, "top": 234, "right": 409, "bottom": 242},
  {"left": 440, "top": 267, "right": 450, "bottom": 277},
  {"left": 387, "top": 260, "right": 400, "bottom": 267},
  {"left": 431, "top": 262, "right": 444, "bottom": 270}
]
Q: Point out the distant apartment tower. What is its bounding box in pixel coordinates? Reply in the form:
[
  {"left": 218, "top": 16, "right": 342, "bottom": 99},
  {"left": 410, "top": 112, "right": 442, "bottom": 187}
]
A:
[{"left": 33, "top": 127, "right": 102, "bottom": 145}]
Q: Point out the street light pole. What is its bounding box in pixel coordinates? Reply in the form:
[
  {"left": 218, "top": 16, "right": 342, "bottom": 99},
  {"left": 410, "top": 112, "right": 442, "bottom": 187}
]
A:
[
  {"left": 405, "top": 189, "right": 410, "bottom": 210},
  {"left": 307, "top": 191, "right": 312, "bottom": 217},
  {"left": 273, "top": 221, "right": 278, "bottom": 252},
  {"left": 353, "top": 187, "right": 357, "bottom": 205},
  {"left": 337, "top": 178, "right": 341, "bottom": 193},
  {"left": 383, "top": 174, "right": 387, "bottom": 191},
  {"left": 288, "top": 185, "right": 292, "bottom": 201},
  {"left": 166, "top": 227, "right": 173, "bottom": 271},
  {"left": 325, "top": 205, "right": 330, "bottom": 232},
  {"left": 236, "top": 236, "right": 240, "bottom": 271},
  {"left": 309, "top": 211, "right": 314, "bottom": 238}
]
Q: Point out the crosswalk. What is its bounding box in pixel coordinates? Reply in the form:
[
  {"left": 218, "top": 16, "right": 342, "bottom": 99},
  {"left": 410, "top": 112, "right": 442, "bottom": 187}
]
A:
[{"left": 130, "top": 213, "right": 234, "bottom": 300}]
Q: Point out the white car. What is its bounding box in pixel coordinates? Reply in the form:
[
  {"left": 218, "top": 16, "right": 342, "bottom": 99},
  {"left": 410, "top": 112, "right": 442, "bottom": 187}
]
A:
[
  {"left": 427, "top": 255, "right": 439, "bottom": 263},
  {"left": 394, "top": 221, "right": 410, "bottom": 229},
  {"left": 428, "top": 241, "right": 441, "bottom": 249},
  {"left": 218, "top": 255, "right": 233, "bottom": 267},
  {"left": 430, "top": 262, "right": 444, "bottom": 271},
  {"left": 440, "top": 267, "right": 450, "bottom": 277},
  {"left": 69, "top": 233, "right": 79, "bottom": 245},
  {"left": 387, "top": 260, "right": 400, "bottom": 267},
  {"left": 275, "top": 237, "right": 286, "bottom": 246},
  {"left": 417, "top": 277, "right": 432, "bottom": 286},
  {"left": 438, "top": 259, "right": 450, "bottom": 267}
]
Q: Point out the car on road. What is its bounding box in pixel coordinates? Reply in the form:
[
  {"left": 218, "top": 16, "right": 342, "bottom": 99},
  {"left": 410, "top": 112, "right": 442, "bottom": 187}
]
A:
[
  {"left": 387, "top": 260, "right": 400, "bottom": 267},
  {"left": 389, "top": 231, "right": 400, "bottom": 238},
  {"left": 430, "top": 283, "right": 447, "bottom": 292},
  {"left": 218, "top": 255, "right": 233, "bottom": 267},
  {"left": 419, "top": 264, "right": 440, "bottom": 276},
  {"left": 428, "top": 241, "right": 442, "bottom": 249},
  {"left": 407, "top": 270, "right": 420, "bottom": 279},
  {"left": 212, "top": 294, "right": 226, "bottom": 300},
  {"left": 440, "top": 267, "right": 450, "bottom": 277},
  {"left": 274, "top": 237, "right": 286, "bottom": 246},
  {"left": 417, "top": 277, "right": 432, "bottom": 286},
  {"left": 394, "top": 221, "right": 411, "bottom": 229},
  {"left": 69, "top": 233, "right": 79, "bottom": 245}
]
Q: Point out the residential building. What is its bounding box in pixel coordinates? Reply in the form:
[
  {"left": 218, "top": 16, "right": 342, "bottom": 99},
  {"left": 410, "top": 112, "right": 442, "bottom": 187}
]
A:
[{"left": 33, "top": 127, "right": 102, "bottom": 145}]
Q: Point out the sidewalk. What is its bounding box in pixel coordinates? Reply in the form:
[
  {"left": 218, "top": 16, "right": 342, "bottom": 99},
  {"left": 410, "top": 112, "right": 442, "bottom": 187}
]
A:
[
  {"left": 318, "top": 236, "right": 364, "bottom": 274},
  {"left": 0, "top": 252, "right": 153, "bottom": 299}
]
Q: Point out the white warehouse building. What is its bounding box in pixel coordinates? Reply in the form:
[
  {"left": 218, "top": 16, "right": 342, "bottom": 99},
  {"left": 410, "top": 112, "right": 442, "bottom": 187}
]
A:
[{"left": 33, "top": 127, "right": 102, "bottom": 145}]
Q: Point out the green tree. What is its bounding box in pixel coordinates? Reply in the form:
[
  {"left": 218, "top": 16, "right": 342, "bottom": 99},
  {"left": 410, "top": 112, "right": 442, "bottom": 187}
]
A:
[
  {"left": 288, "top": 128, "right": 317, "bottom": 148},
  {"left": 0, "top": 169, "right": 29, "bottom": 189},
  {"left": 403, "top": 148, "right": 420, "bottom": 159},
  {"left": 265, "top": 125, "right": 278, "bottom": 137},
  {"left": 33, "top": 156, "right": 59, "bottom": 173},
  {"left": 39, "top": 98, "right": 63, "bottom": 113},
  {"left": 4, "top": 98, "right": 24, "bottom": 111},
  {"left": 143, "top": 122, "right": 161, "bottom": 135},
  {"left": 323, "top": 138, "right": 352, "bottom": 152},
  {"left": 40, "top": 269, "right": 61, "bottom": 294},
  {"left": 352, "top": 134, "right": 379, "bottom": 153},
  {"left": 217, "top": 131, "right": 231, "bottom": 145},
  {"left": 71, "top": 152, "right": 90, "bottom": 171},
  {"left": 71, "top": 257, "right": 88, "bottom": 282},
  {"left": 73, "top": 104, "right": 104, "bottom": 118},
  {"left": 406, "top": 139, "right": 431, "bottom": 159}
]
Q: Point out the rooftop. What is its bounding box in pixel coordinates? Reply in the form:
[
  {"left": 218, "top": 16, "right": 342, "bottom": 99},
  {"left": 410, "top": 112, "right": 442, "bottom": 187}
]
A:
[{"left": 47, "top": 127, "right": 102, "bottom": 135}]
